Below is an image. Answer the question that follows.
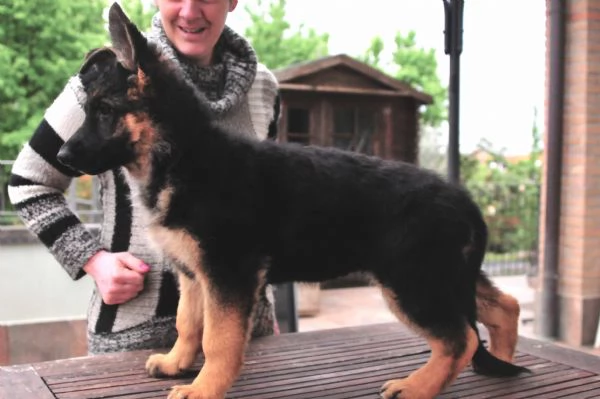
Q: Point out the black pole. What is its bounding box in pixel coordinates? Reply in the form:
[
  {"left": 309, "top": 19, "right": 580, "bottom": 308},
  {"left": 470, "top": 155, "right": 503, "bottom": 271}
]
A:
[
  {"left": 443, "top": 0, "right": 464, "bottom": 184},
  {"left": 536, "top": 0, "right": 565, "bottom": 339}
]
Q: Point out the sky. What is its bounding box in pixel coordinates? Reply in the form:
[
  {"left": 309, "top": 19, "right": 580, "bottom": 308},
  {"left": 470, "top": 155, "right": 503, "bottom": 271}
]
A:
[{"left": 227, "top": 0, "right": 546, "bottom": 156}]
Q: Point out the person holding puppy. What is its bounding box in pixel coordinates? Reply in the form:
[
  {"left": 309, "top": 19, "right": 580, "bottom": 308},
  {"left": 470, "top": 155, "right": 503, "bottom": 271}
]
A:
[{"left": 8, "top": 0, "right": 280, "bottom": 354}]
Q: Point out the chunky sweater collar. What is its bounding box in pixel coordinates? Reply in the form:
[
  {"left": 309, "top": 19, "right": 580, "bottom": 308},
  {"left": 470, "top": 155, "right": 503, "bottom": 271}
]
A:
[{"left": 147, "top": 13, "right": 257, "bottom": 116}]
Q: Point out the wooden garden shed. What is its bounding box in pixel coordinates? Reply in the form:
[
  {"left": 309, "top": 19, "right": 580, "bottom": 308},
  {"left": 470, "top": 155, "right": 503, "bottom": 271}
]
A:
[{"left": 273, "top": 54, "right": 433, "bottom": 163}]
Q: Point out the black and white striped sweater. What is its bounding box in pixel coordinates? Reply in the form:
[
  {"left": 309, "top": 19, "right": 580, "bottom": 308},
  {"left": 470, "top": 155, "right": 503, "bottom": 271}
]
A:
[{"left": 8, "top": 25, "right": 280, "bottom": 353}]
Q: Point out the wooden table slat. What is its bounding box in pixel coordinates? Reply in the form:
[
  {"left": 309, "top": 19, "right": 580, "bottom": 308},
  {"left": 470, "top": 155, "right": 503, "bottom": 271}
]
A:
[
  {"left": 517, "top": 335, "right": 600, "bottom": 373},
  {"left": 443, "top": 361, "right": 572, "bottom": 393},
  {"left": 53, "top": 352, "right": 426, "bottom": 398},
  {"left": 505, "top": 375, "right": 600, "bottom": 399},
  {"left": 46, "top": 335, "right": 429, "bottom": 386},
  {"left": 42, "top": 331, "right": 425, "bottom": 382},
  {"left": 2, "top": 323, "right": 600, "bottom": 398},
  {"left": 459, "top": 369, "right": 594, "bottom": 399},
  {"left": 528, "top": 380, "right": 600, "bottom": 398},
  {"left": 33, "top": 350, "right": 154, "bottom": 377},
  {"left": 559, "top": 386, "right": 600, "bottom": 399},
  {"left": 0, "top": 364, "right": 55, "bottom": 399}
]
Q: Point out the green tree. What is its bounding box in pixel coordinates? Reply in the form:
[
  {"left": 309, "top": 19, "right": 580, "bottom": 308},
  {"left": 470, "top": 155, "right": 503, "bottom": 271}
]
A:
[
  {"left": 120, "top": 0, "right": 157, "bottom": 33},
  {"left": 357, "top": 36, "right": 385, "bottom": 70},
  {"left": 243, "top": 0, "right": 329, "bottom": 69},
  {"left": 392, "top": 31, "right": 447, "bottom": 127},
  {"left": 359, "top": 31, "right": 447, "bottom": 128},
  {"left": 509, "top": 107, "right": 542, "bottom": 183},
  {"left": 0, "top": 0, "right": 109, "bottom": 159},
  {"left": 462, "top": 110, "right": 542, "bottom": 256}
]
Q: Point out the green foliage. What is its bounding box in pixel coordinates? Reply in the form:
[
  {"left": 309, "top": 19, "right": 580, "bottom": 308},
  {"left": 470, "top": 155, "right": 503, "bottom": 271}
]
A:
[
  {"left": 462, "top": 109, "right": 543, "bottom": 257},
  {"left": 120, "top": 0, "right": 157, "bottom": 33},
  {"left": 0, "top": 0, "right": 109, "bottom": 159},
  {"left": 243, "top": 0, "right": 329, "bottom": 70},
  {"left": 357, "top": 36, "right": 385, "bottom": 70},
  {"left": 359, "top": 31, "right": 447, "bottom": 128},
  {"left": 392, "top": 31, "right": 447, "bottom": 127},
  {"left": 469, "top": 180, "right": 540, "bottom": 257}
]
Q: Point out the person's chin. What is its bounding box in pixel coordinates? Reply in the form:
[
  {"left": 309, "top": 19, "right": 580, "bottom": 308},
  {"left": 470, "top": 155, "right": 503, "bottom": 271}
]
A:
[{"left": 174, "top": 42, "right": 206, "bottom": 61}]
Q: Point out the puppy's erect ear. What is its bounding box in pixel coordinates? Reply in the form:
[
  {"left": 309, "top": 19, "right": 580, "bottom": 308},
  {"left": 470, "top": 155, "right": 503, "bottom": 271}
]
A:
[
  {"left": 108, "top": 2, "right": 145, "bottom": 72},
  {"left": 80, "top": 47, "right": 118, "bottom": 75}
]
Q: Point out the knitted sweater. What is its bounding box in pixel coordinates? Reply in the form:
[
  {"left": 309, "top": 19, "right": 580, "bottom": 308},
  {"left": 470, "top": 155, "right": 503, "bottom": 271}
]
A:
[{"left": 8, "top": 22, "right": 280, "bottom": 354}]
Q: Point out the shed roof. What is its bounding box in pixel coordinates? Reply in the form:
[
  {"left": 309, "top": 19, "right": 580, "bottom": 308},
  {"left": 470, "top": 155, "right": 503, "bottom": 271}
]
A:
[{"left": 273, "top": 54, "right": 433, "bottom": 104}]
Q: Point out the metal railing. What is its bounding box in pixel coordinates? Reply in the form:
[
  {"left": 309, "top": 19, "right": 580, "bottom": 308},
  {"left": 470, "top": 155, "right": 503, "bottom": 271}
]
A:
[{"left": 469, "top": 182, "right": 540, "bottom": 277}]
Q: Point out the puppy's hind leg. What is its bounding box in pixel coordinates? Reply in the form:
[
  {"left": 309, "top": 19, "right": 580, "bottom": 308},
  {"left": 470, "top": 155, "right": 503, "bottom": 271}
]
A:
[
  {"left": 380, "top": 286, "right": 479, "bottom": 399},
  {"left": 475, "top": 273, "right": 521, "bottom": 363},
  {"left": 146, "top": 271, "right": 204, "bottom": 377}
]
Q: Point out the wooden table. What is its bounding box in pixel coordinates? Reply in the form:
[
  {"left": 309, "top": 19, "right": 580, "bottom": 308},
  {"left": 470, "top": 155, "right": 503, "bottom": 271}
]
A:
[{"left": 2, "top": 323, "right": 600, "bottom": 398}]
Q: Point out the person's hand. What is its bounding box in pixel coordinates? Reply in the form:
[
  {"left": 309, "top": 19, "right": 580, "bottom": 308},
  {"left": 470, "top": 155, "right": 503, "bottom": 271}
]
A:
[{"left": 83, "top": 250, "right": 150, "bottom": 305}]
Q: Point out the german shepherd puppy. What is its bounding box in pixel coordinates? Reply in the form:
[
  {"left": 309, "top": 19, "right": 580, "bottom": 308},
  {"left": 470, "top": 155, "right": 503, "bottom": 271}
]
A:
[{"left": 57, "top": 4, "right": 528, "bottom": 399}]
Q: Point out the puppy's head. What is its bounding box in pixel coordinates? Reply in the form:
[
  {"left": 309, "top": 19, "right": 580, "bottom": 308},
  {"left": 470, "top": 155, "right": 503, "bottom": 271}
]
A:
[{"left": 57, "top": 2, "right": 157, "bottom": 175}]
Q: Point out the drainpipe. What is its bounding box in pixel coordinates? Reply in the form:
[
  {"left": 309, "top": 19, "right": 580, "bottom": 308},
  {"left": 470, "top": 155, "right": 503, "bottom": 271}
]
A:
[{"left": 537, "top": 0, "right": 565, "bottom": 339}]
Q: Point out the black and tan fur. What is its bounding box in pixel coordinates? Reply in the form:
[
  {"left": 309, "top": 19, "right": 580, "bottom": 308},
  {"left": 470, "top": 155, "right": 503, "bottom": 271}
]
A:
[{"left": 57, "top": 4, "right": 529, "bottom": 399}]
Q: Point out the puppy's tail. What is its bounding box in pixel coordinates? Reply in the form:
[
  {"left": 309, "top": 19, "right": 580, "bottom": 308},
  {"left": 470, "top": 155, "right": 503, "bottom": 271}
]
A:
[
  {"left": 471, "top": 338, "right": 530, "bottom": 377},
  {"left": 465, "top": 203, "right": 530, "bottom": 377}
]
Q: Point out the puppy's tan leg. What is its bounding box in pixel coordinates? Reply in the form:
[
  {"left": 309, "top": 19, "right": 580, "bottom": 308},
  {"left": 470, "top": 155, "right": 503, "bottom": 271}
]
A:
[
  {"left": 381, "top": 327, "right": 478, "bottom": 399},
  {"left": 476, "top": 278, "right": 520, "bottom": 362},
  {"left": 381, "top": 288, "right": 479, "bottom": 399},
  {"left": 168, "top": 276, "right": 262, "bottom": 399},
  {"left": 146, "top": 273, "right": 203, "bottom": 377}
]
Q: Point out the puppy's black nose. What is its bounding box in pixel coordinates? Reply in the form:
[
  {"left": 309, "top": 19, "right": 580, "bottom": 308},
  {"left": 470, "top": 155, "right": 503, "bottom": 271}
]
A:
[{"left": 57, "top": 146, "right": 75, "bottom": 167}]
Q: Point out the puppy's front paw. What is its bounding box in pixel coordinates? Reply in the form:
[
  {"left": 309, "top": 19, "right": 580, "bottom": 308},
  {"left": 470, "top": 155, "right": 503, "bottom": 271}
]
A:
[
  {"left": 146, "top": 353, "right": 186, "bottom": 377},
  {"left": 167, "top": 384, "right": 213, "bottom": 399},
  {"left": 380, "top": 378, "right": 433, "bottom": 399}
]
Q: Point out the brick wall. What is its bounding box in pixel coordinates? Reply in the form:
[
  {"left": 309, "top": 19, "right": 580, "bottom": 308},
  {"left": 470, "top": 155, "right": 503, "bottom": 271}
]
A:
[{"left": 538, "top": 0, "right": 600, "bottom": 345}]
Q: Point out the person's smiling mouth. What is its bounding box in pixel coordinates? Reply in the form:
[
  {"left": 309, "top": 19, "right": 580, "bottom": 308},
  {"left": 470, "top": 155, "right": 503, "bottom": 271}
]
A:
[{"left": 179, "top": 26, "right": 207, "bottom": 34}]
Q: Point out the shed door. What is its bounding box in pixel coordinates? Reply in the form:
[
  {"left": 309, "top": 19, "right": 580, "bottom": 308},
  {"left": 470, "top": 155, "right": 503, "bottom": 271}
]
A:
[{"left": 332, "top": 106, "right": 378, "bottom": 155}]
